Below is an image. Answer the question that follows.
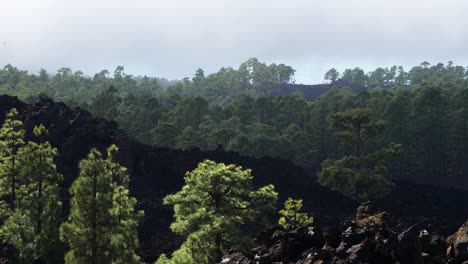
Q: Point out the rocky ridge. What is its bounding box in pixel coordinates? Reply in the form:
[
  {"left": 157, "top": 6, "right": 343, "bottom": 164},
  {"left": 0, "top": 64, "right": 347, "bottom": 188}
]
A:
[{"left": 219, "top": 202, "right": 468, "bottom": 264}]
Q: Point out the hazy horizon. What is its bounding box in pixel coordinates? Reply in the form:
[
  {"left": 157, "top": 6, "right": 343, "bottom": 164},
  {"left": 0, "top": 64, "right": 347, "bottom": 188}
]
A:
[{"left": 1, "top": 0, "right": 467, "bottom": 84}]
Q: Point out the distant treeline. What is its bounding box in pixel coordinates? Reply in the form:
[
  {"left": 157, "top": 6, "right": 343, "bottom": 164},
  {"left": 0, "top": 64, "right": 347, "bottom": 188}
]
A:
[
  {"left": 1, "top": 60, "right": 467, "bottom": 185},
  {"left": 324, "top": 61, "right": 467, "bottom": 89}
]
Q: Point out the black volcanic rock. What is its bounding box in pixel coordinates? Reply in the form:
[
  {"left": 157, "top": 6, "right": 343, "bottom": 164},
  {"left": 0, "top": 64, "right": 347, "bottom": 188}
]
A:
[
  {"left": 447, "top": 220, "right": 468, "bottom": 263},
  {"left": 219, "top": 205, "right": 468, "bottom": 264},
  {"left": 273, "top": 82, "right": 369, "bottom": 101},
  {"left": 397, "top": 224, "right": 424, "bottom": 264}
]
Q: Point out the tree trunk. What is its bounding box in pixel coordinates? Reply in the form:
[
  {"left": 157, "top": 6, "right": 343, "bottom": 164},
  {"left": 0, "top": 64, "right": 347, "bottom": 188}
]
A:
[
  {"left": 91, "top": 172, "right": 98, "bottom": 264},
  {"left": 214, "top": 233, "right": 223, "bottom": 262},
  {"left": 11, "top": 143, "right": 16, "bottom": 210},
  {"left": 37, "top": 150, "right": 44, "bottom": 250}
]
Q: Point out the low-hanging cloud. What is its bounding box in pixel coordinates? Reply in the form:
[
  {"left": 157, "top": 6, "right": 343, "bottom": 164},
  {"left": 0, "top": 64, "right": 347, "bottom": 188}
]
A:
[{"left": 0, "top": 0, "right": 467, "bottom": 83}]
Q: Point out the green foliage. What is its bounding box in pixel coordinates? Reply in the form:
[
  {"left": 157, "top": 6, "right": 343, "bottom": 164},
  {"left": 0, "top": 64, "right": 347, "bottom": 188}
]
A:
[
  {"left": 155, "top": 245, "right": 196, "bottom": 264},
  {"left": 1, "top": 209, "right": 35, "bottom": 262},
  {"left": 153, "top": 122, "right": 179, "bottom": 147},
  {"left": 278, "top": 198, "right": 313, "bottom": 230},
  {"left": 17, "top": 124, "right": 63, "bottom": 262},
  {"left": 317, "top": 108, "right": 401, "bottom": 201},
  {"left": 161, "top": 160, "right": 278, "bottom": 264},
  {"left": 341, "top": 67, "right": 367, "bottom": 87},
  {"left": 324, "top": 68, "right": 339, "bottom": 84},
  {"left": 60, "top": 145, "right": 142, "bottom": 264},
  {"left": 0, "top": 112, "right": 141, "bottom": 263},
  {"left": 327, "top": 108, "right": 385, "bottom": 156},
  {"left": 324, "top": 61, "right": 467, "bottom": 88},
  {"left": 318, "top": 152, "right": 398, "bottom": 201},
  {"left": 176, "top": 126, "right": 201, "bottom": 150},
  {"left": 0, "top": 109, "right": 31, "bottom": 263},
  {"left": 0, "top": 109, "right": 25, "bottom": 210},
  {"left": 0, "top": 120, "right": 64, "bottom": 263}
]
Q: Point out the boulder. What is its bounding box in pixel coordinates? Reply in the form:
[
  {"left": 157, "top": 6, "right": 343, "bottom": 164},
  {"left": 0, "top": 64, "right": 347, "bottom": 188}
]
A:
[
  {"left": 397, "top": 224, "right": 424, "bottom": 264},
  {"left": 290, "top": 227, "right": 324, "bottom": 248},
  {"left": 426, "top": 235, "right": 446, "bottom": 258},
  {"left": 374, "top": 234, "right": 399, "bottom": 263},
  {"left": 335, "top": 241, "right": 349, "bottom": 256},
  {"left": 259, "top": 242, "right": 283, "bottom": 263},
  {"left": 346, "top": 242, "right": 370, "bottom": 263},
  {"left": 356, "top": 201, "right": 396, "bottom": 227},
  {"left": 255, "top": 225, "right": 283, "bottom": 247},
  {"left": 323, "top": 226, "right": 341, "bottom": 248},
  {"left": 217, "top": 248, "right": 253, "bottom": 264},
  {"left": 298, "top": 247, "right": 321, "bottom": 263},
  {"left": 446, "top": 220, "right": 468, "bottom": 262},
  {"left": 342, "top": 225, "right": 368, "bottom": 245}
]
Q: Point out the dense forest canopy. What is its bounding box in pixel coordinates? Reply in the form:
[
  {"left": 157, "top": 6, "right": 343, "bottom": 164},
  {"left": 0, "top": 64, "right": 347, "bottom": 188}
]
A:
[{"left": 1, "top": 60, "right": 468, "bottom": 188}]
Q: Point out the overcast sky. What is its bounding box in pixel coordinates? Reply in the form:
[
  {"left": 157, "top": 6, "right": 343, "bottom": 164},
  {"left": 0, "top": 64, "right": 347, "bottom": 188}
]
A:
[{"left": 1, "top": 0, "right": 467, "bottom": 84}]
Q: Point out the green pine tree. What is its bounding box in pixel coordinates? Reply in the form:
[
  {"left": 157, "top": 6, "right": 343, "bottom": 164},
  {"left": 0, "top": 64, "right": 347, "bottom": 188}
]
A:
[
  {"left": 106, "top": 145, "right": 143, "bottom": 264},
  {"left": 0, "top": 118, "right": 63, "bottom": 263},
  {"left": 317, "top": 108, "right": 401, "bottom": 201},
  {"left": 16, "top": 124, "right": 63, "bottom": 263},
  {"left": 60, "top": 145, "right": 142, "bottom": 264},
  {"left": 278, "top": 198, "right": 313, "bottom": 230},
  {"left": 0, "top": 108, "right": 25, "bottom": 211},
  {"left": 0, "top": 108, "right": 32, "bottom": 263},
  {"left": 158, "top": 160, "right": 278, "bottom": 264}
]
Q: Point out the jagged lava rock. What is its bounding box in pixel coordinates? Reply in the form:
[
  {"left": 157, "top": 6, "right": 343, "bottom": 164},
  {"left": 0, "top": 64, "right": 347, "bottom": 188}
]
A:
[
  {"left": 218, "top": 203, "right": 467, "bottom": 264},
  {"left": 447, "top": 220, "right": 468, "bottom": 263}
]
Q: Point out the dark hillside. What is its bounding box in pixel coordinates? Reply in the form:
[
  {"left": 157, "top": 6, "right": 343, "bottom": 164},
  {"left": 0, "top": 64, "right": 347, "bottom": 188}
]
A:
[
  {"left": 274, "top": 84, "right": 332, "bottom": 101},
  {"left": 273, "top": 81, "right": 365, "bottom": 100},
  {"left": 0, "top": 95, "right": 467, "bottom": 262}
]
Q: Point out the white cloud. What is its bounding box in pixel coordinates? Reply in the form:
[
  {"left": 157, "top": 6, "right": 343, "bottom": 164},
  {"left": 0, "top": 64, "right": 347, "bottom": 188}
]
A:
[{"left": 0, "top": 0, "right": 467, "bottom": 83}]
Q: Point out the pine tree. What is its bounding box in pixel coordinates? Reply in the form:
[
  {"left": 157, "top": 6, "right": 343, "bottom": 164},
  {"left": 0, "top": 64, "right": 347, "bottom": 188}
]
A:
[
  {"left": 317, "top": 108, "right": 401, "bottom": 201},
  {"left": 0, "top": 108, "right": 25, "bottom": 211},
  {"left": 0, "top": 108, "right": 31, "bottom": 263},
  {"left": 1, "top": 119, "right": 63, "bottom": 263},
  {"left": 16, "top": 124, "right": 63, "bottom": 262},
  {"left": 60, "top": 145, "right": 142, "bottom": 264},
  {"left": 61, "top": 147, "right": 112, "bottom": 264},
  {"left": 278, "top": 198, "right": 313, "bottom": 230},
  {"left": 106, "top": 145, "right": 142, "bottom": 264},
  {"left": 0, "top": 209, "right": 35, "bottom": 262},
  {"left": 159, "top": 160, "right": 278, "bottom": 264}
]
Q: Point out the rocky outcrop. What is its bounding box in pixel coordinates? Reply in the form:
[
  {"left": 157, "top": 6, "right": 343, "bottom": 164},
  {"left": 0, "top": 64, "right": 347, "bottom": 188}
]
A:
[
  {"left": 397, "top": 224, "right": 423, "bottom": 264},
  {"left": 356, "top": 201, "right": 396, "bottom": 227},
  {"left": 447, "top": 220, "right": 468, "bottom": 263},
  {"left": 219, "top": 203, "right": 468, "bottom": 264}
]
